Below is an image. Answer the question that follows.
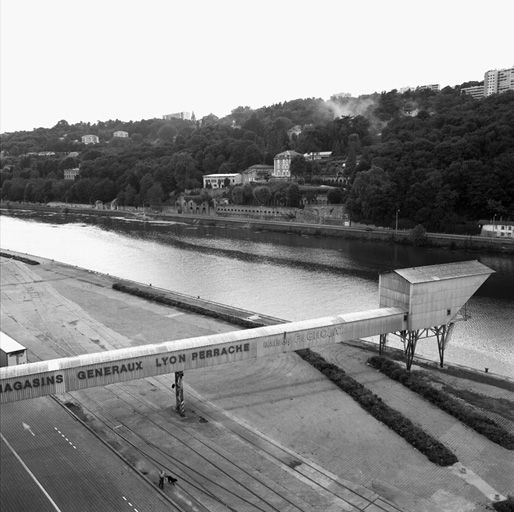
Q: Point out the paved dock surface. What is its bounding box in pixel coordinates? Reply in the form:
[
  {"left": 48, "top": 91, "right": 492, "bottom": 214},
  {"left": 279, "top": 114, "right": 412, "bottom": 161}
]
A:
[
  {"left": 1, "top": 397, "right": 175, "bottom": 512},
  {"left": 1, "top": 251, "right": 513, "bottom": 512}
]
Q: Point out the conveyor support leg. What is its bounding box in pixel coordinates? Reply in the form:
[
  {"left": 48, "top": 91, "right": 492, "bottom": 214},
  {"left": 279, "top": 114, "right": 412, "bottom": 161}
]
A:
[{"left": 174, "top": 371, "right": 185, "bottom": 417}]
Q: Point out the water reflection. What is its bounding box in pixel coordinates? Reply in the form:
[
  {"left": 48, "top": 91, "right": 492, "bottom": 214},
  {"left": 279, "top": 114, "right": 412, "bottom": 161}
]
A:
[{"left": 1, "top": 210, "right": 513, "bottom": 376}]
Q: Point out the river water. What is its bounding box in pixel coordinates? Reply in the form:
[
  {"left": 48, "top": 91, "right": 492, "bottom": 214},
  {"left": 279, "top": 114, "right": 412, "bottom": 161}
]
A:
[{"left": 1, "top": 209, "right": 513, "bottom": 377}]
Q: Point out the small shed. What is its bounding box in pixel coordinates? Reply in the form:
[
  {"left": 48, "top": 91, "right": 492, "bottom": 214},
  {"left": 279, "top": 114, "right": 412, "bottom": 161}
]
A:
[
  {"left": 379, "top": 260, "right": 494, "bottom": 331},
  {"left": 0, "top": 332, "right": 27, "bottom": 367}
]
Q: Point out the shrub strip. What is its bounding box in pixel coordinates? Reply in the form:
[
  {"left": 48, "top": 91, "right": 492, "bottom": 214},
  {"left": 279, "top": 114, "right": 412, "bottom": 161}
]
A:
[
  {"left": 112, "top": 282, "right": 268, "bottom": 329},
  {"left": 368, "top": 356, "right": 514, "bottom": 450},
  {"left": 297, "top": 349, "right": 458, "bottom": 466},
  {"left": 0, "top": 252, "right": 40, "bottom": 265}
]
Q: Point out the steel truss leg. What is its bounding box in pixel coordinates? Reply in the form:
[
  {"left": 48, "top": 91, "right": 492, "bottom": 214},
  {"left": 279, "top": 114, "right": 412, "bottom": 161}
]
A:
[
  {"left": 405, "top": 330, "right": 421, "bottom": 371},
  {"left": 433, "top": 323, "right": 455, "bottom": 368},
  {"left": 399, "top": 330, "right": 407, "bottom": 354},
  {"left": 174, "top": 371, "right": 185, "bottom": 417},
  {"left": 379, "top": 333, "right": 387, "bottom": 355}
]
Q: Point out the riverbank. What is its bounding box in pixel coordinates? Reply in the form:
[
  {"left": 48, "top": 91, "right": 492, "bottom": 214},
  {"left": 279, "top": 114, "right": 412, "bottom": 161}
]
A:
[
  {"left": 2, "top": 250, "right": 513, "bottom": 511},
  {"left": 2, "top": 201, "right": 513, "bottom": 254}
]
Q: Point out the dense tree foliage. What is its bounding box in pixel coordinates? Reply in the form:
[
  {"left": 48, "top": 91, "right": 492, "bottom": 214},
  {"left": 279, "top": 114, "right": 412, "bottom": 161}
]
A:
[{"left": 1, "top": 87, "right": 513, "bottom": 231}]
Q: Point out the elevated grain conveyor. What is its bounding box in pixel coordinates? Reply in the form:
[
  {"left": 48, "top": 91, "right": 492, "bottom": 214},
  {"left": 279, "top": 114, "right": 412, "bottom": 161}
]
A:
[
  {"left": 378, "top": 260, "right": 494, "bottom": 369},
  {"left": 0, "top": 261, "right": 494, "bottom": 407}
]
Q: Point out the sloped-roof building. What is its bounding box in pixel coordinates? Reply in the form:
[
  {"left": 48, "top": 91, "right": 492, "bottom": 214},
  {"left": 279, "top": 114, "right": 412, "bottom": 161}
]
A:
[{"left": 273, "top": 150, "right": 302, "bottom": 179}]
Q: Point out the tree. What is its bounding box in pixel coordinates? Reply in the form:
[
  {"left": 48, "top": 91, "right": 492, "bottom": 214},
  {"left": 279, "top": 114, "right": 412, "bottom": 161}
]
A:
[
  {"left": 69, "top": 178, "right": 93, "bottom": 204},
  {"left": 59, "top": 157, "right": 79, "bottom": 170},
  {"left": 346, "top": 166, "right": 395, "bottom": 225},
  {"left": 131, "top": 133, "right": 144, "bottom": 144},
  {"left": 121, "top": 184, "right": 138, "bottom": 206},
  {"left": 253, "top": 186, "right": 271, "bottom": 205},
  {"left": 23, "top": 182, "right": 35, "bottom": 202},
  {"left": 327, "top": 188, "right": 344, "bottom": 204},
  {"left": 286, "top": 183, "right": 300, "bottom": 207},
  {"left": 157, "top": 124, "right": 177, "bottom": 142},
  {"left": 231, "top": 186, "right": 243, "bottom": 205},
  {"left": 243, "top": 114, "right": 265, "bottom": 136},
  {"left": 409, "top": 224, "right": 427, "bottom": 246},
  {"left": 139, "top": 173, "right": 154, "bottom": 203},
  {"left": 242, "top": 183, "right": 254, "bottom": 205},
  {"left": 146, "top": 182, "right": 164, "bottom": 207},
  {"left": 170, "top": 151, "right": 200, "bottom": 191},
  {"left": 290, "top": 155, "right": 308, "bottom": 179},
  {"left": 92, "top": 178, "right": 116, "bottom": 203},
  {"left": 345, "top": 133, "right": 360, "bottom": 180},
  {"left": 243, "top": 143, "right": 263, "bottom": 169}
]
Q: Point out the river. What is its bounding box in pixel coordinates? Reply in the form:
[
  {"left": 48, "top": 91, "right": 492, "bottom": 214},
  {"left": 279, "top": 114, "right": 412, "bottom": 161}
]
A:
[{"left": 1, "top": 209, "right": 513, "bottom": 377}]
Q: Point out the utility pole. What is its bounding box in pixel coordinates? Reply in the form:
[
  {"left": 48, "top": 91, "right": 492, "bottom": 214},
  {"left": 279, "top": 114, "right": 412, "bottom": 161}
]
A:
[{"left": 395, "top": 209, "right": 400, "bottom": 235}]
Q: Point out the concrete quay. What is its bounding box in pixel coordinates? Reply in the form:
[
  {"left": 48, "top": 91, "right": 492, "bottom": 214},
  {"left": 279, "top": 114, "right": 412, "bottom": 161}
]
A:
[{"left": 1, "top": 250, "right": 513, "bottom": 512}]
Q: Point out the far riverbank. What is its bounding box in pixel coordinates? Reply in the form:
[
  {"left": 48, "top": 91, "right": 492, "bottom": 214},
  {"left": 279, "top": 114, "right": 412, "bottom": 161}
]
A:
[{"left": 2, "top": 201, "right": 513, "bottom": 254}]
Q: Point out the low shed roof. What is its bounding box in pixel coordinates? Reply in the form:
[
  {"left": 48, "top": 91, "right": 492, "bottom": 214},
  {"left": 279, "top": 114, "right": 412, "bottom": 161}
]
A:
[
  {"left": 393, "top": 260, "right": 494, "bottom": 284},
  {"left": 0, "top": 332, "right": 26, "bottom": 353}
]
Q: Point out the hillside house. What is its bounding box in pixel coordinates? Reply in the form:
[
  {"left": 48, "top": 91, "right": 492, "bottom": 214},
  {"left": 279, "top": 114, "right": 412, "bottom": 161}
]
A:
[
  {"left": 203, "top": 173, "right": 242, "bottom": 189},
  {"left": 241, "top": 164, "right": 273, "bottom": 184},
  {"left": 273, "top": 150, "right": 302, "bottom": 179},
  {"left": 303, "top": 151, "right": 332, "bottom": 161},
  {"left": 81, "top": 135, "right": 99, "bottom": 144},
  {"left": 63, "top": 168, "right": 80, "bottom": 180},
  {"left": 479, "top": 220, "right": 514, "bottom": 238}
]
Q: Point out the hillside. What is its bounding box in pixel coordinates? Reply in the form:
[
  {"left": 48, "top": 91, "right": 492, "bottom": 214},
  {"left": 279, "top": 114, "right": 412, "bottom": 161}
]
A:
[{"left": 1, "top": 86, "right": 513, "bottom": 233}]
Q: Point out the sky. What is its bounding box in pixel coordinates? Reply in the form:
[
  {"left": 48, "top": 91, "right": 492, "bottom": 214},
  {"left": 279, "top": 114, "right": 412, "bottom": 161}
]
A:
[{"left": 1, "top": 0, "right": 513, "bottom": 133}]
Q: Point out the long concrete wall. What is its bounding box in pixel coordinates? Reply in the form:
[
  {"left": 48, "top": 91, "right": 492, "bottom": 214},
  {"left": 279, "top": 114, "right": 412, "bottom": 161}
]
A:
[
  {"left": 4, "top": 203, "right": 514, "bottom": 253},
  {"left": 0, "top": 307, "right": 406, "bottom": 403}
]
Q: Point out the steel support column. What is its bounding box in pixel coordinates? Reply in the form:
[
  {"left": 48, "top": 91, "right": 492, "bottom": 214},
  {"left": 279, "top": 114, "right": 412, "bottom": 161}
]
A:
[
  {"left": 379, "top": 333, "right": 388, "bottom": 355},
  {"left": 405, "top": 330, "right": 421, "bottom": 371},
  {"left": 174, "top": 371, "right": 185, "bottom": 417},
  {"left": 433, "top": 323, "right": 455, "bottom": 368}
]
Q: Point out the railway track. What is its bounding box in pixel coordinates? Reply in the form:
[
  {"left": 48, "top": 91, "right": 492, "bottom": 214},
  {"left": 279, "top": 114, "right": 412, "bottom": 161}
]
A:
[{"left": 63, "top": 377, "right": 405, "bottom": 512}]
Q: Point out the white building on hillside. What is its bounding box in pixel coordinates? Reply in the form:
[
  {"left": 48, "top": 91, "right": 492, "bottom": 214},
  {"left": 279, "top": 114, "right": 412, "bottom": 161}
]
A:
[
  {"left": 203, "top": 173, "right": 242, "bottom": 189},
  {"left": 81, "top": 134, "right": 99, "bottom": 144},
  {"left": 484, "top": 67, "right": 514, "bottom": 96},
  {"left": 163, "top": 112, "right": 191, "bottom": 120},
  {"left": 479, "top": 220, "right": 513, "bottom": 238},
  {"left": 64, "top": 168, "right": 80, "bottom": 180},
  {"left": 242, "top": 164, "right": 273, "bottom": 184},
  {"left": 273, "top": 150, "right": 302, "bottom": 179},
  {"left": 303, "top": 151, "right": 332, "bottom": 161},
  {"left": 461, "top": 85, "right": 484, "bottom": 100},
  {"left": 113, "top": 130, "right": 129, "bottom": 138}
]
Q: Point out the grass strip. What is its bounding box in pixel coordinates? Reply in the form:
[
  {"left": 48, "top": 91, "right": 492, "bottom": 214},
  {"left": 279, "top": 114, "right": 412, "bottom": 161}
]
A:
[
  {"left": 296, "top": 349, "right": 458, "bottom": 466},
  {"left": 368, "top": 355, "right": 514, "bottom": 450}
]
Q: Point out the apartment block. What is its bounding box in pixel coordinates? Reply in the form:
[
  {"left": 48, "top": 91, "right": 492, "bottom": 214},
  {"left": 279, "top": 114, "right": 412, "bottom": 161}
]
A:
[
  {"left": 163, "top": 112, "right": 191, "bottom": 121},
  {"left": 484, "top": 67, "right": 514, "bottom": 96},
  {"left": 461, "top": 85, "right": 484, "bottom": 100}
]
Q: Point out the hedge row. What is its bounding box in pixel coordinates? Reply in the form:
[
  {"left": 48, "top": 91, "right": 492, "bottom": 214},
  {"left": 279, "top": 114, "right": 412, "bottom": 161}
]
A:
[
  {"left": 296, "top": 349, "right": 458, "bottom": 466},
  {"left": 112, "top": 282, "right": 265, "bottom": 329},
  {"left": 0, "top": 252, "right": 40, "bottom": 265},
  {"left": 493, "top": 496, "right": 514, "bottom": 512},
  {"left": 368, "top": 356, "right": 514, "bottom": 450}
]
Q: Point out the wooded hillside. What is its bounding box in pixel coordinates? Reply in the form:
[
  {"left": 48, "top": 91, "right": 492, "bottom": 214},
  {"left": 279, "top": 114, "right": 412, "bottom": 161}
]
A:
[{"left": 1, "top": 86, "right": 513, "bottom": 233}]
